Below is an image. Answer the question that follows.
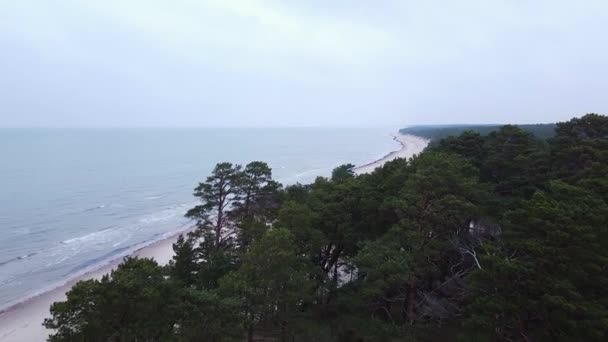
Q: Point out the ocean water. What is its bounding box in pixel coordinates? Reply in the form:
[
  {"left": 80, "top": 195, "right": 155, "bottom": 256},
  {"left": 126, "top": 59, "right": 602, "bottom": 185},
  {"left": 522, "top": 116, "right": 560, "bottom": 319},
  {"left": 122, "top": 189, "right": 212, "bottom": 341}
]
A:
[{"left": 0, "top": 127, "right": 398, "bottom": 310}]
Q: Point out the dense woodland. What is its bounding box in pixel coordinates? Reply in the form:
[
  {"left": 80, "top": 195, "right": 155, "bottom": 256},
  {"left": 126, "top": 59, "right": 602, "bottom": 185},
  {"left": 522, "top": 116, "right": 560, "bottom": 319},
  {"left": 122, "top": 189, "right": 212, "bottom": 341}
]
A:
[
  {"left": 44, "top": 114, "right": 607, "bottom": 341},
  {"left": 400, "top": 123, "right": 557, "bottom": 141}
]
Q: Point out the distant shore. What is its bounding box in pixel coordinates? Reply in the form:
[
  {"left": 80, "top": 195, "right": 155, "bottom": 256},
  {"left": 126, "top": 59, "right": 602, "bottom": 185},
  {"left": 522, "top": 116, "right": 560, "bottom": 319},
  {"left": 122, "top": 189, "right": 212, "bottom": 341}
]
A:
[
  {"left": 354, "top": 133, "right": 429, "bottom": 174},
  {"left": 0, "top": 133, "right": 429, "bottom": 342}
]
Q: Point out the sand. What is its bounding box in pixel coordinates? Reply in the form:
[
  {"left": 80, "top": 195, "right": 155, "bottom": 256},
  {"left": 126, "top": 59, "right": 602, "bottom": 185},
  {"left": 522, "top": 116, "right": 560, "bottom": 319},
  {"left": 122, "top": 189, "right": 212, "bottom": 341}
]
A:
[
  {"left": 0, "top": 133, "right": 429, "bottom": 342},
  {"left": 0, "top": 230, "right": 188, "bottom": 342},
  {"left": 354, "top": 133, "right": 429, "bottom": 174}
]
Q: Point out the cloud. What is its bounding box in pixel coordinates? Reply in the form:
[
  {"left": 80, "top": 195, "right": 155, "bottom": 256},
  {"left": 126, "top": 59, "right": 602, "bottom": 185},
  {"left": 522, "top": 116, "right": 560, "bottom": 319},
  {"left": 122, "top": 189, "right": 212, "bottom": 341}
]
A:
[
  {"left": 76, "top": 0, "right": 395, "bottom": 77},
  {"left": 0, "top": 0, "right": 607, "bottom": 127}
]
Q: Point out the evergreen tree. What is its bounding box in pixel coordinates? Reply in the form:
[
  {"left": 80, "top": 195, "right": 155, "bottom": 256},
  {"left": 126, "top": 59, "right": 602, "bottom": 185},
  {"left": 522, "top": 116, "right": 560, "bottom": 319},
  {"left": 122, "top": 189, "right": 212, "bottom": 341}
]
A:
[
  {"left": 481, "top": 125, "right": 549, "bottom": 200},
  {"left": 44, "top": 258, "right": 178, "bottom": 341},
  {"left": 170, "top": 234, "right": 197, "bottom": 285},
  {"left": 186, "top": 162, "right": 242, "bottom": 250},
  {"left": 464, "top": 182, "right": 608, "bottom": 341},
  {"left": 219, "top": 228, "right": 313, "bottom": 342},
  {"left": 185, "top": 162, "right": 243, "bottom": 290},
  {"left": 173, "top": 288, "right": 243, "bottom": 342},
  {"left": 356, "top": 152, "right": 486, "bottom": 329},
  {"left": 232, "top": 161, "right": 282, "bottom": 248},
  {"left": 550, "top": 113, "right": 608, "bottom": 200}
]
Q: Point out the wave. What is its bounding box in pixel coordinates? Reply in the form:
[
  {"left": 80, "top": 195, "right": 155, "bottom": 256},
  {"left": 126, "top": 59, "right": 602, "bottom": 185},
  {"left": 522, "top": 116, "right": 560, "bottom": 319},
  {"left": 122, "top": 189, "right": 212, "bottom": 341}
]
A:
[
  {"left": 80, "top": 203, "right": 126, "bottom": 214},
  {"left": 0, "top": 252, "right": 38, "bottom": 267},
  {"left": 60, "top": 227, "right": 116, "bottom": 245},
  {"left": 278, "top": 168, "right": 329, "bottom": 185},
  {"left": 0, "top": 222, "right": 195, "bottom": 314},
  {"left": 82, "top": 204, "right": 107, "bottom": 212},
  {"left": 0, "top": 202, "right": 197, "bottom": 305},
  {"left": 65, "top": 245, "right": 132, "bottom": 275}
]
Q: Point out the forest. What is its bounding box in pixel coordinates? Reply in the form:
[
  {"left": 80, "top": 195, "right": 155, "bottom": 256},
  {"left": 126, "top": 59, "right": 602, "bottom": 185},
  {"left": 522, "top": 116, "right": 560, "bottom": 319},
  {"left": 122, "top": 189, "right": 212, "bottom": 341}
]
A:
[
  {"left": 44, "top": 114, "right": 607, "bottom": 341},
  {"left": 400, "top": 123, "right": 557, "bottom": 141}
]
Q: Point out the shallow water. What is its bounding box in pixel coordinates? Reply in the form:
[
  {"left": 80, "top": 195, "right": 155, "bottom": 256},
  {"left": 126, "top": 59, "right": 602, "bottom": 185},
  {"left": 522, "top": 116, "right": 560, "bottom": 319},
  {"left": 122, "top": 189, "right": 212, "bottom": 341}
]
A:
[{"left": 0, "top": 127, "right": 397, "bottom": 309}]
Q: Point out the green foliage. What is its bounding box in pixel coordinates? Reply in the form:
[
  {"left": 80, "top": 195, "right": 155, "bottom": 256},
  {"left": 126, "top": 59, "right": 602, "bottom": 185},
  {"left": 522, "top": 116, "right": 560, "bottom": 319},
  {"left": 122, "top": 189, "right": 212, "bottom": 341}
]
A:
[
  {"left": 355, "top": 226, "right": 415, "bottom": 300},
  {"left": 219, "top": 228, "right": 314, "bottom": 340},
  {"left": 481, "top": 125, "right": 550, "bottom": 199},
  {"left": 44, "top": 258, "right": 178, "bottom": 341},
  {"left": 331, "top": 163, "right": 356, "bottom": 183},
  {"left": 173, "top": 288, "right": 243, "bottom": 342},
  {"left": 400, "top": 123, "right": 557, "bottom": 141},
  {"left": 464, "top": 181, "right": 608, "bottom": 341},
  {"left": 233, "top": 161, "right": 282, "bottom": 248},
  {"left": 277, "top": 200, "right": 325, "bottom": 257},
  {"left": 550, "top": 113, "right": 608, "bottom": 200},
  {"left": 169, "top": 234, "right": 196, "bottom": 285},
  {"left": 434, "top": 130, "right": 486, "bottom": 168},
  {"left": 355, "top": 152, "right": 487, "bottom": 330},
  {"left": 186, "top": 162, "right": 242, "bottom": 249}
]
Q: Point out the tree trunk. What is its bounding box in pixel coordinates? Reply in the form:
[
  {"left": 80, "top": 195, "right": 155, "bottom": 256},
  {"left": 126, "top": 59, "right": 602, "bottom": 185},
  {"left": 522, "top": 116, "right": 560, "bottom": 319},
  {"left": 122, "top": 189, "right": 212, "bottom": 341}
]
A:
[
  {"left": 247, "top": 326, "right": 254, "bottom": 342},
  {"left": 406, "top": 284, "right": 416, "bottom": 323},
  {"left": 333, "top": 261, "right": 339, "bottom": 286},
  {"left": 281, "top": 320, "right": 288, "bottom": 342},
  {"left": 215, "top": 202, "right": 223, "bottom": 247}
]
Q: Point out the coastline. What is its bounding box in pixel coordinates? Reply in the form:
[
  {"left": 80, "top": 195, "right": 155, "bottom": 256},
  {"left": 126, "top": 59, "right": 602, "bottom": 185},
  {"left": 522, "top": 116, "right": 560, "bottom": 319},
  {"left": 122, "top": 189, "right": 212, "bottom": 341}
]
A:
[
  {"left": 0, "top": 227, "right": 193, "bottom": 342},
  {"left": 354, "top": 133, "right": 429, "bottom": 174},
  {"left": 0, "top": 133, "right": 429, "bottom": 342}
]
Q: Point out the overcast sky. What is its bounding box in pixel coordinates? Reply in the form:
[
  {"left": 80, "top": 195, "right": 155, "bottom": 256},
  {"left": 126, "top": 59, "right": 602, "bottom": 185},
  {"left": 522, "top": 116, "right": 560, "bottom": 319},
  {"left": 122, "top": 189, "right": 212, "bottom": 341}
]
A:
[{"left": 1, "top": 0, "right": 607, "bottom": 127}]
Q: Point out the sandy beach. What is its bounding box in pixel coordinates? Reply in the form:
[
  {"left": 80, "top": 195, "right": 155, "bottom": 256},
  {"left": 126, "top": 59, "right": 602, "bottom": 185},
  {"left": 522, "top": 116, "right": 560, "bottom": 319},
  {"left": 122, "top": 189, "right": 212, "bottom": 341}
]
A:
[
  {"left": 355, "top": 133, "right": 429, "bottom": 174},
  {"left": 0, "top": 229, "right": 189, "bottom": 342},
  {"left": 0, "top": 133, "right": 428, "bottom": 342}
]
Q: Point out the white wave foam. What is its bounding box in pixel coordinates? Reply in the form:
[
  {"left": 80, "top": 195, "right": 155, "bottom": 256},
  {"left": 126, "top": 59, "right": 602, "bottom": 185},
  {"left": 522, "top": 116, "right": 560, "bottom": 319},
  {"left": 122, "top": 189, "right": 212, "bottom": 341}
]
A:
[
  {"left": 61, "top": 227, "right": 115, "bottom": 245},
  {"left": 0, "top": 201, "right": 198, "bottom": 312},
  {"left": 0, "top": 222, "right": 195, "bottom": 313},
  {"left": 83, "top": 204, "right": 107, "bottom": 212}
]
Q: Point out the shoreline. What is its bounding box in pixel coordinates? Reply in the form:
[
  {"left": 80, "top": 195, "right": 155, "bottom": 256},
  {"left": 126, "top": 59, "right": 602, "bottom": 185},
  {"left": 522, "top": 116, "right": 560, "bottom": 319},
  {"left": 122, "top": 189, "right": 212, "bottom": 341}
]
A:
[
  {"left": 0, "top": 226, "right": 194, "bottom": 342},
  {"left": 0, "top": 133, "right": 429, "bottom": 342},
  {"left": 354, "top": 133, "right": 429, "bottom": 174}
]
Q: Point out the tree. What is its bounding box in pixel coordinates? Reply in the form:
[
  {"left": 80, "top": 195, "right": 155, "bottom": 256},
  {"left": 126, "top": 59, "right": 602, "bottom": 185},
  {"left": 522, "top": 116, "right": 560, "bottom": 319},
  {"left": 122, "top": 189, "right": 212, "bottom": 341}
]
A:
[
  {"left": 219, "top": 228, "right": 313, "bottom": 342},
  {"left": 550, "top": 113, "right": 608, "bottom": 200},
  {"left": 44, "top": 257, "right": 178, "bottom": 341},
  {"left": 331, "top": 163, "right": 356, "bottom": 183},
  {"left": 356, "top": 152, "right": 487, "bottom": 328},
  {"left": 173, "top": 288, "right": 243, "bottom": 342},
  {"left": 277, "top": 200, "right": 324, "bottom": 258},
  {"left": 464, "top": 182, "right": 608, "bottom": 341},
  {"left": 481, "top": 125, "right": 549, "bottom": 200},
  {"left": 434, "top": 130, "right": 486, "bottom": 169},
  {"left": 232, "top": 161, "right": 282, "bottom": 248},
  {"left": 186, "top": 162, "right": 242, "bottom": 250},
  {"left": 185, "top": 163, "right": 243, "bottom": 290},
  {"left": 170, "top": 234, "right": 197, "bottom": 286},
  {"left": 308, "top": 166, "right": 364, "bottom": 291},
  {"left": 354, "top": 226, "right": 415, "bottom": 324}
]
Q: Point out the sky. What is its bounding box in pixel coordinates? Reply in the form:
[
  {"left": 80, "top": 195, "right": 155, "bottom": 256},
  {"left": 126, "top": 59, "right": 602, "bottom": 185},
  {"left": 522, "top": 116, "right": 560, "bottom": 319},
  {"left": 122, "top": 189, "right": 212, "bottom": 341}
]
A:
[{"left": 0, "top": 0, "right": 607, "bottom": 127}]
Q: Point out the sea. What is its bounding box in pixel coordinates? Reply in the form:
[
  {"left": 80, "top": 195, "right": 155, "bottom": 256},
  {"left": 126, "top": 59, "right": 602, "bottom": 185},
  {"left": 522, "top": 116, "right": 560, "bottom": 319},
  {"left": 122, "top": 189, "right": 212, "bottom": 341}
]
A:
[{"left": 0, "top": 127, "right": 398, "bottom": 310}]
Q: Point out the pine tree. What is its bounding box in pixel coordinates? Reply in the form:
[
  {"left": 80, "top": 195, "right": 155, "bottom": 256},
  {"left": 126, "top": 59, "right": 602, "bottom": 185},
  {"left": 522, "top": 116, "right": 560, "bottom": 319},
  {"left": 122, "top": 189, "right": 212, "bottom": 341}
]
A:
[
  {"left": 170, "top": 234, "right": 197, "bottom": 285},
  {"left": 464, "top": 181, "right": 608, "bottom": 341},
  {"left": 186, "top": 162, "right": 242, "bottom": 249}
]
